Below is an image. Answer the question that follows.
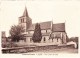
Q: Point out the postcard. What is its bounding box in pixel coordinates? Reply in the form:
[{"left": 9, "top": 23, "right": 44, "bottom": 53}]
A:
[{"left": 0, "top": 0, "right": 79, "bottom": 58}]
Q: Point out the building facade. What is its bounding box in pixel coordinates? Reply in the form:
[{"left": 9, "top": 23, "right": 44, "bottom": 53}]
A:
[{"left": 18, "top": 7, "right": 67, "bottom": 45}]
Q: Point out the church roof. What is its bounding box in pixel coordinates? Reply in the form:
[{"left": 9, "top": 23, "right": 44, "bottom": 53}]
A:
[
  {"left": 28, "top": 21, "right": 52, "bottom": 31},
  {"left": 28, "top": 21, "right": 65, "bottom": 32},
  {"left": 52, "top": 23, "right": 65, "bottom": 32},
  {"left": 19, "top": 7, "right": 29, "bottom": 18},
  {"left": 23, "top": 7, "right": 29, "bottom": 17}
]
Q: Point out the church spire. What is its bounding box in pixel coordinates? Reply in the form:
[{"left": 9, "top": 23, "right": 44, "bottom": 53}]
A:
[{"left": 23, "top": 6, "right": 29, "bottom": 17}]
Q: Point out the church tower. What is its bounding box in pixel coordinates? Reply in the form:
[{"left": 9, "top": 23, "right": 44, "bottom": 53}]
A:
[{"left": 19, "top": 7, "right": 32, "bottom": 32}]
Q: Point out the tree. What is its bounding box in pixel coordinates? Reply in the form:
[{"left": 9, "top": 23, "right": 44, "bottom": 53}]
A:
[
  {"left": 9, "top": 25, "right": 25, "bottom": 42},
  {"left": 32, "top": 23, "right": 42, "bottom": 43}
]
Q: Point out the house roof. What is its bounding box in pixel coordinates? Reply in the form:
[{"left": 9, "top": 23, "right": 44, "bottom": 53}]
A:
[
  {"left": 28, "top": 21, "right": 52, "bottom": 31},
  {"left": 52, "top": 23, "right": 65, "bottom": 32}
]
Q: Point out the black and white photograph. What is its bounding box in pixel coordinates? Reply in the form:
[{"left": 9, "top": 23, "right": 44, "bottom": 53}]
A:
[{"left": 0, "top": 0, "right": 79, "bottom": 57}]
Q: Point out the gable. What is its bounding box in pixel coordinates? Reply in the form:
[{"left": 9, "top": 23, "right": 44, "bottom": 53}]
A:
[{"left": 52, "top": 23, "right": 65, "bottom": 32}]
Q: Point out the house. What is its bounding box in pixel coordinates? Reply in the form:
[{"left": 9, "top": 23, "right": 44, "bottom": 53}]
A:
[{"left": 18, "top": 7, "right": 68, "bottom": 45}]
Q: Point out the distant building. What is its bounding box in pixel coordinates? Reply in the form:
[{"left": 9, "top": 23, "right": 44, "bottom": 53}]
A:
[
  {"left": 1, "top": 31, "right": 7, "bottom": 48},
  {"left": 69, "top": 37, "right": 78, "bottom": 45},
  {"left": 18, "top": 7, "right": 67, "bottom": 45}
]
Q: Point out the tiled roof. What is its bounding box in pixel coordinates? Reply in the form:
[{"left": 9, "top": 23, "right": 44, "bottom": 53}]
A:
[
  {"left": 28, "top": 21, "right": 65, "bottom": 32},
  {"left": 23, "top": 7, "right": 29, "bottom": 17},
  {"left": 28, "top": 21, "right": 52, "bottom": 31},
  {"left": 52, "top": 23, "right": 65, "bottom": 32},
  {"left": 19, "top": 7, "right": 29, "bottom": 18},
  {"left": 27, "top": 24, "right": 35, "bottom": 31}
]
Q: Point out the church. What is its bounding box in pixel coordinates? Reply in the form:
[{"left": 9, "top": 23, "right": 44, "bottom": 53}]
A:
[{"left": 18, "top": 7, "right": 67, "bottom": 45}]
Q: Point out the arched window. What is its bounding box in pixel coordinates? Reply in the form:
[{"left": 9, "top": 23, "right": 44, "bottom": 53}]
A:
[
  {"left": 30, "top": 38, "right": 32, "bottom": 42},
  {"left": 44, "top": 37, "right": 46, "bottom": 43},
  {"left": 46, "top": 30, "right": 47, "bottom": 33},
  {"left": 57, "top": 38, "right": 58, "bottom": 42},
  {"left": 21, "top": 18, "right": 24, "bottom": 23},
  {"left": 23, "top": 18, "right": 24, "bottom": 23}
]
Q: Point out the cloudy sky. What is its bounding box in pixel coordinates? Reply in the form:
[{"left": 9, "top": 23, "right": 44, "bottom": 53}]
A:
[{"left": 0, "top": 0, "right": 80, "bottom": 38}]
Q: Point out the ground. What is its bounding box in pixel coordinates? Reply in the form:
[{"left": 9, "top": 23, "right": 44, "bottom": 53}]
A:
[
  {"left": 28, "top": 48, "right": 78, "bottom": 54},
  {"left": 2, "top": 43, "right": 78, "bottom": 54}
]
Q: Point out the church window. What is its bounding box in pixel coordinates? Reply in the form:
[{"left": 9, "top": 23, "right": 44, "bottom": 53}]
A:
[
  {"left": 24, "top": 38, "right": 26, "bottom": 42},
  {"left": 30, "top": 38, "right": 32, "bottom": 42},
  {"left": 44, "top": 37, "right": 46, "bottom": 42},
  {"left": 57, "top": 38, "right": 58, "bottom": 42},
  {"left": 23, "top": 18, "right": 24, "bottom": 23},
  {"left": 52, "top": 38, "right": 53, "bottom": 42},
  {"left": 21, "top": 19, "right": 22, "bottom": 23},
  {"left": 21, "top": 18, "right": 24, "bottom": 23},
  {"left": 46, "top": 30, "right": 47, "bottom": 33}
]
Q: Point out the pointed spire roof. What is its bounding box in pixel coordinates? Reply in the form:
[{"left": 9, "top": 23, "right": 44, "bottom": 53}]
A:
[{"left": 23, "top": 6, "right": 29, "bottom": 17}]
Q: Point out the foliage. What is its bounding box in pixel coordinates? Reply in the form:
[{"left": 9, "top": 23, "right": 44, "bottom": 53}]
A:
[
  {"left": 32, "top": 23, "right": 42, "bottom": 43},
  {"left": 9, "top": 25, "right": 25, "bottom": 42}
]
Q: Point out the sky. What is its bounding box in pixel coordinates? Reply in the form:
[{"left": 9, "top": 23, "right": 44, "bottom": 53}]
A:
[{"left": 0, "top": 1, "right": 80, "bottom": 38}]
